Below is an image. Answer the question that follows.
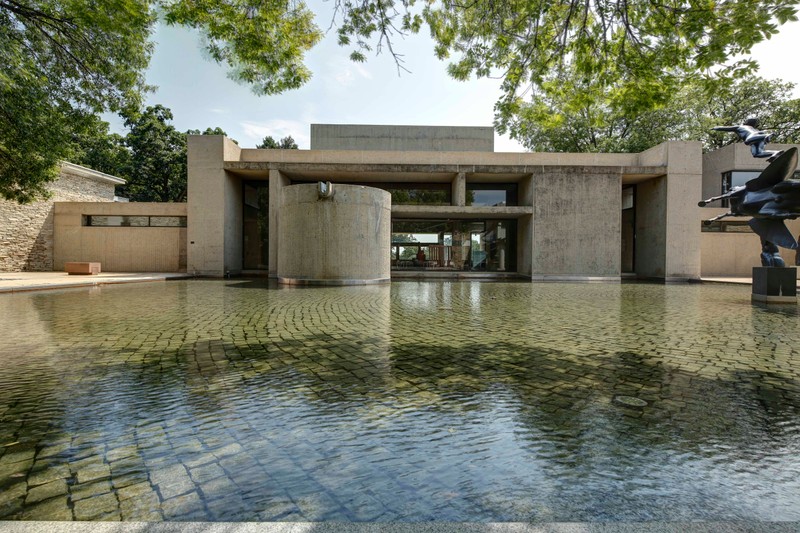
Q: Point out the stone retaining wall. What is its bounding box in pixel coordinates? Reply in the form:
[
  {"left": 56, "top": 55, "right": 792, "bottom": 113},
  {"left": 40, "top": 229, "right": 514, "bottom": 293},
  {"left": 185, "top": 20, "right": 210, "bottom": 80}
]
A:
[{"left": 0, "top": 164, "right": 118, "bottom": 272}]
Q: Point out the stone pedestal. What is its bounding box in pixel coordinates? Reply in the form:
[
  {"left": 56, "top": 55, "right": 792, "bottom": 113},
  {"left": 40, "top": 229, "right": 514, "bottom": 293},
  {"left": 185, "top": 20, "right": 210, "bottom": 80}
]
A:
[{"left": 752, "top": 267, "right": 797, "bottom": 303}]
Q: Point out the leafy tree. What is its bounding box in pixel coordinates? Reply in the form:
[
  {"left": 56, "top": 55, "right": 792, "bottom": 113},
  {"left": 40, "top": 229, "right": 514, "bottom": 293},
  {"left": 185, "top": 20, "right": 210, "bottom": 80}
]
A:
[
  {"left": 257, "top": 135, "right": 298, "bottom": 149},
  {"left": 1, "top": 0, "right": 319, "bottom": 201},
  {"left": 120, "top": 105, "right": 187, "bottom": 202},
  {"left": 71, "top": 115, "right": 131, "bottom": 179},
  {"left": 331, "top": 0, "right": 797, "bottom": 133},
  {"left": 3, "top": 0, "right": 798, "bottom": 201},
  {"left": 187, "top": 127, "right": 238, "bottom": 145},
  {"left": 506, "top": 74, "right": 800, "bottom": 153}
]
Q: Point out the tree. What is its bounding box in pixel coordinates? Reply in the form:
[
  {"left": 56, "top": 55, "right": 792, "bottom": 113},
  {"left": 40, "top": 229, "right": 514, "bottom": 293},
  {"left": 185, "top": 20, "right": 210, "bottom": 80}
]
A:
[
  {"left": 71, "top": 115, "right": 131, "bottom": 180},
  {"left": 257, "top": 135, "right": 298, "bottom": 149},
  {"left": 187, "top": 127, "right": 238, "bottom": 145},
  {"left": 331, "top": 0, "right": 797, "bottom": 133},
  {"left": 120, "top": 105, "right": 187, "bottom": 202},
  {"left": 1, "top": 0, "right": 319, "bottom": 201},
  {"left": 505, "top": 74, "right": 800, "bottom": 154},
  {"left": 3, "top": 0, "right": 798, "bottom": 201}
]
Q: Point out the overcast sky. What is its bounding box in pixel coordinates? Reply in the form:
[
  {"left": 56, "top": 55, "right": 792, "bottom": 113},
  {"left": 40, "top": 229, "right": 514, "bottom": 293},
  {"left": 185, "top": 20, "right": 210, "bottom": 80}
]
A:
[{"left": 117, "top": 4, "right": 800, "bottom": 152}]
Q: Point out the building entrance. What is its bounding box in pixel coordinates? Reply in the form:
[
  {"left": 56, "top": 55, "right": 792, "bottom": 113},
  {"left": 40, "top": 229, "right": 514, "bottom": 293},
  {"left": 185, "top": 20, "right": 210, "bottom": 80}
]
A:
[{"left": 242, "top": 182, "right": 269, "bottom": 270}]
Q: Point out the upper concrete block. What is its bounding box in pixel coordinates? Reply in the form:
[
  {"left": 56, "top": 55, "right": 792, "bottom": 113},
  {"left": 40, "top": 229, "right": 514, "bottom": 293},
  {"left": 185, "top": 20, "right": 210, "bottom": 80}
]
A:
[{"left": 310, "top": 124, "right": 495, "bottom": 152}]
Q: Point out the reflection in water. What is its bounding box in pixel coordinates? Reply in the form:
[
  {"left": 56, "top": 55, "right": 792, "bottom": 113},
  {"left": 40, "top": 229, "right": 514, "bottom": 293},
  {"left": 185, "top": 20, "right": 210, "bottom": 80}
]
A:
[{"left": 0, "top": 280, "right": 799, "bottom": 521}]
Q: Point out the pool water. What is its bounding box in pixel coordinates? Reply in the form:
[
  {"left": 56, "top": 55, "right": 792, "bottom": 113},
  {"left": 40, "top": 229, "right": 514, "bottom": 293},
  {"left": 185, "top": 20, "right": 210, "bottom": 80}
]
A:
[{"left": 0, "top": 280, "right": 799, "bottom": 521}]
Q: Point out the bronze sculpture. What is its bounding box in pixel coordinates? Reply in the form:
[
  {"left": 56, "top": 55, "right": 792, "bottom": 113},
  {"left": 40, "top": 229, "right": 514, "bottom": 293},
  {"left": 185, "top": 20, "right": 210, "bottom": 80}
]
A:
[
  {"left": 711, "top": 118, "right": 783, "bottom": 161},
  {"left": 699, "top": 119, "right": 800, "bottom": 267}
]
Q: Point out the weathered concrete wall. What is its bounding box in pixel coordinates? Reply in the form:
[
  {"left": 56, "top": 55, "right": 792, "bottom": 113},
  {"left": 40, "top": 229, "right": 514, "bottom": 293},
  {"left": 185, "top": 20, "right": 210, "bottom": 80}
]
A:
[
  {"left": 268, "top": 169, "right": 290, "bottom": 278},
  {"left": 635, "top": 177, "right": 668, "bottom": 278},
  {"left": 54, "top": 202, "right": 187, "bottom": 272},
  {"left": 531, "top": 170, "right": 621, "bottom": 279},
  {"left": 278, "top": 184, "right": 390, "bottom": 284},
  {"left": 310, "top": 124, "right": 495, "bottom": 152},
  {"left": 0, "top": 165, "right": 118, "bottom": 272},
  {"left": 701, "top": 142, "right": 800, "bottom": 203},
  {"left": 637, "top": 141, "right": 703, "bottom": 280},
  {"left": 699, "top": 207, "right": 800, "bottom": 277},
  {"left": 187, "top": 135, "right": 242, "bottom": 276}
]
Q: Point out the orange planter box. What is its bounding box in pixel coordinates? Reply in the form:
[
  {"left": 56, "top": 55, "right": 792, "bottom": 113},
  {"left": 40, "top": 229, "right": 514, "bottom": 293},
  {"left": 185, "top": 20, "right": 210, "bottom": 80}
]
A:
[{"left": 65, "top": 262, "right": 101, "bottom": 275}]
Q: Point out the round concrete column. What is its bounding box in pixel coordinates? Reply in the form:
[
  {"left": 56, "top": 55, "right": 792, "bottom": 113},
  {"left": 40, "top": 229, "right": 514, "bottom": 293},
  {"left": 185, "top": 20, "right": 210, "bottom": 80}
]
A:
[{"left": 278, "top": 183, "right": 391, "bottom": 285}]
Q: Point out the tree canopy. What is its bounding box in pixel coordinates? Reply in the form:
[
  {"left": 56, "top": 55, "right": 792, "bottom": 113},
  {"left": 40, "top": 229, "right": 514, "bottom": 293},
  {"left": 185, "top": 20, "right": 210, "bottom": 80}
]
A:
[
  {"left": 2, "top": 0, "right": 798, "bottom": 201},
  {"left": 257, "top": 135, "right": 298, "bottom": 149},
  {"left": 0, "top": 0, "right": 319, "bottom": 201},
  {"left": 504, "top": 74, "right": 800, "bottom": 153}
]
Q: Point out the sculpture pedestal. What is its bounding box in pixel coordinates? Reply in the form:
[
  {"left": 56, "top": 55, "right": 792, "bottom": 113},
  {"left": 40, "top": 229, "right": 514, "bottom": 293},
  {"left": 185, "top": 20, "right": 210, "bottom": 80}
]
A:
[{"left": 752, "top": 267, "right": 798, "bottom": 303}]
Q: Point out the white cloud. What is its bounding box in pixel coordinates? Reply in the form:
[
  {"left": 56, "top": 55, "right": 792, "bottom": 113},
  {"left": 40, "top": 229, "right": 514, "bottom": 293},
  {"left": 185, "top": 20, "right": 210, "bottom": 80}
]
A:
[
  {"left": 330, "top": 58, "right": 374, "bottom": 87},
  {"left": 240, "top": 119, "right": 310, "bottom": 148}
]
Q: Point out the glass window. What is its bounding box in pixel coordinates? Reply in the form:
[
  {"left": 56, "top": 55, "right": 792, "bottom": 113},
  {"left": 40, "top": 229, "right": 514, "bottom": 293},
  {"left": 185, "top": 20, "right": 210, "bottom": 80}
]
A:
[
  {"left": 466, "top": 184, "right": 518, "bottom": 206},
  {"left": 720, "top": 171, "right": 761, "bottom": 208},
  {"left": 701, "top": 221, "right": 753, "bottom": 233},
  {"left": 82, "top": 216, "right": 187, "bottom": 227},
  {"left": 374, "top": 183, "right": 451, "bottom": 205},
  {"left": 391, "top": 219, "right": 516, "bottom": 272},
  {"left": 150, "top": 216, "right": 187, "bottom": 227},
  {"left": 84, "top": 216, "right": 149, "bottom": 227}
]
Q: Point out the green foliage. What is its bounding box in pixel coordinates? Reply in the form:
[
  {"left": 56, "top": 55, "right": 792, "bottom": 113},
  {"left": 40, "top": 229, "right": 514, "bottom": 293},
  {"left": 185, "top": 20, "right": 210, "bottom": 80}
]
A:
[
  {"left": 256, "top": 135, "right": 298, "bottom": 149},
  {"left": 1, "top": 0, "right": 319, "bottom": 202},
  {"left": 505, "top": 74, "right": 800, "bottom": 153},
  {"left": 120, "top": 105, "right": 187, "bottom": 202},
  {"left": 187, "top": 127, "right": 238, "bottom": 144},
  {"left": 163, "top": 0, "right": 321, "bottom": 95},
  {"left": 4, "top": 0, "right": 799, "bottom": 201},
  {"left": 71, "top": 114, "right": 131, "bottom": 179},
  {"left": 330, "top": 0, "right": 798, "bottom": 144},
  {"left": 0, "top": 0, "right": 151, "bottom": 201}
]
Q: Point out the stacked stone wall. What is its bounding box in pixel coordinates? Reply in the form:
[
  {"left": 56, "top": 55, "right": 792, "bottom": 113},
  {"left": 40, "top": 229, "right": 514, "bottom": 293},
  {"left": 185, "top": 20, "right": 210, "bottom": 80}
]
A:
[{"left": 0, "top": 170, "right": 116, "bottom": 272}]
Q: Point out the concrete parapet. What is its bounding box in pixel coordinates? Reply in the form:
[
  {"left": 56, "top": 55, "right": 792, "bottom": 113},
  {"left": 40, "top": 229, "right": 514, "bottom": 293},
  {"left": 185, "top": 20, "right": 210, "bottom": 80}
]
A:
[{"left": 278, "top": 183, "right": 391, "bottom": 285}]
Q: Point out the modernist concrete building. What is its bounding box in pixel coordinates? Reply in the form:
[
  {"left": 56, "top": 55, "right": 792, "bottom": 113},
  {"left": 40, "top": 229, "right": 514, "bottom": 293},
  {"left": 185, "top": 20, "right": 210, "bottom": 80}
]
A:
[
  {"left": 4, "top": 125, "right": 796, "bottom": 280},
  {"left": 187, "top": 125, "right": 705, "bottom": 282}
]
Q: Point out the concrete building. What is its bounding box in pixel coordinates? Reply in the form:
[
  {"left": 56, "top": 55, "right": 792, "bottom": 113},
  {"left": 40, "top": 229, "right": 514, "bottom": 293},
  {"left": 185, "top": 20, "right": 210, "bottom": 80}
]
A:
[
  {"left": 187, "top": 125, "right": 704, "bottom": 283},
  {"left": 3, "top": 125, "right": 796, "bottom": 280},
  {"left": 0, "top": 161, "right": 187, "bottom": 273}
]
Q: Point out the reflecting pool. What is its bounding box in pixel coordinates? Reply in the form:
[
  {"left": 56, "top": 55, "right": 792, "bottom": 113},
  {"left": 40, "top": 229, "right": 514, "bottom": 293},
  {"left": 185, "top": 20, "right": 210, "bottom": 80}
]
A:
[{"left": 1, "top": 280, "right": 799, "bottom": 521}]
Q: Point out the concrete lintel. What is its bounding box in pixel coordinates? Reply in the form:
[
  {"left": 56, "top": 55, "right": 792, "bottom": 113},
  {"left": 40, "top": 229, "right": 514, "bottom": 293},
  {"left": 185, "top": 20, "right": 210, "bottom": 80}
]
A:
[
  {"left": 224, "top": 161, "right": 666, "bottom": 178},
  {"left": 392, "top": 205, "right": 533, "bottom": 219}
]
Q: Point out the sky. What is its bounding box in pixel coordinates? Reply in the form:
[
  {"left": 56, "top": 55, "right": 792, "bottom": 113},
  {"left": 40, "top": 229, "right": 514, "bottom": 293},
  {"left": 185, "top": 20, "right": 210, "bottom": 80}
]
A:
[{"left": 112, "top": 5, "right": 800, "bottom": 152}]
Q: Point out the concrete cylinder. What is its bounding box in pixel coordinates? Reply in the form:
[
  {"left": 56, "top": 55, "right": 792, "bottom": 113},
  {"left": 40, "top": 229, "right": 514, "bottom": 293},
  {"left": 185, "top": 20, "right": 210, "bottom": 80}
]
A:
[{"left": 278, "top": 183, "right": 391, "bottom": 285}]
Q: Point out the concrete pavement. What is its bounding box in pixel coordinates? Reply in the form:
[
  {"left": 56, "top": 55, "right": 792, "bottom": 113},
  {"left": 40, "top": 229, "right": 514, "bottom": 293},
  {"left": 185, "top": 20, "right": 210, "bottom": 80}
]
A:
[{"left": 0, "top": 272, "right": 192, "bottom": 293}]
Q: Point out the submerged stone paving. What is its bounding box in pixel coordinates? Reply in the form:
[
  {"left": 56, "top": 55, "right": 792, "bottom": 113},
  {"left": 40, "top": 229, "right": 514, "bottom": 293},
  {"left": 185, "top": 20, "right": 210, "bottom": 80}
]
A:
[{"left": 0, "top": 280, "right": 799, "bottom": 522}]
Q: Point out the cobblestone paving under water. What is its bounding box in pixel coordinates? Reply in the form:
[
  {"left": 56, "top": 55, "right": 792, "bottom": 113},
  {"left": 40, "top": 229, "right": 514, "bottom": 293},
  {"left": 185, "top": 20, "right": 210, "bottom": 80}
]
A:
[{"left": 0, "top": 280, "right": 799, "bottom": 522}]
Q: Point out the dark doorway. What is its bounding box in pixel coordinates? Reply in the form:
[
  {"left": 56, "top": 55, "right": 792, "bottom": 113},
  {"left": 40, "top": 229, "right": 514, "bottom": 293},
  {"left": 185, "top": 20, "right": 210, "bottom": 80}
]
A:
[
  {"left": 243, "top": 182, "right": 269, "bottom": 270},
  {"left": 621, "top": 186, "right": 635, "bottom": 273}
]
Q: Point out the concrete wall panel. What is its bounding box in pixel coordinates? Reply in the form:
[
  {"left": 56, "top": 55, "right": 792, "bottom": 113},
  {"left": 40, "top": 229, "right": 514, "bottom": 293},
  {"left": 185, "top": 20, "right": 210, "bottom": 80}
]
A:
[
  {"left": 531, "top": 170, "right": 620, "bottom": 278},
  {"left": 635, "top": 177, "right": 667, "bottom": 278},
  {"left": 187, "top": 135, "right": 241, "bottom": 276},
  {"left": 311, "top": 124, "right": 494, "bottom": 152},
  {"left": 53, "top": 202, "right": 187, "bottom": 272}
]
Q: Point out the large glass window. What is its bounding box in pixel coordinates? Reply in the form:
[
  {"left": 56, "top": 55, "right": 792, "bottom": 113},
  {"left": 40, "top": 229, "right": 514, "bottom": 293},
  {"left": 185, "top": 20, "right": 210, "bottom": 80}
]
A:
[
  {"left": 466, "top": 183, "right": 518, "bottom": 206},
  {"left": 378, "top": 183, "right": 451, "bottom": 205},
  {"left": 391, "top": 219, "right": 516, "bottom": 272},
  {"left": 720, "top": 171, "right": 761, "bottom": 207}
]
